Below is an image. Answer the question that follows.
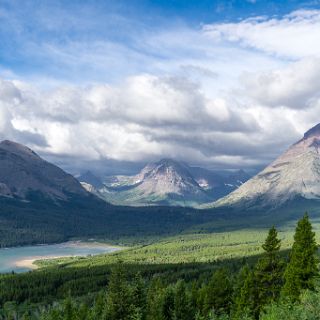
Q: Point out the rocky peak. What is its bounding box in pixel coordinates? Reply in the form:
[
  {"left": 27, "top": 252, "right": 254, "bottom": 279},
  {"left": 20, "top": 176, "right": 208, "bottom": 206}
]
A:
[
  {"left": 154, "top": 158, "right": 188, "bottom": 173},
  {"left": 157, "top": 158, "right": 180, "bottom": 167},
  {"left": 303, "top": 123, "right": 320, "bottom": 140}
]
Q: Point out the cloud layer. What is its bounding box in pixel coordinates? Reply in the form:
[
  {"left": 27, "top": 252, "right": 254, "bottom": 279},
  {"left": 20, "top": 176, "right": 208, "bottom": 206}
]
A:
[{"left": 1, "top": 8, "right": 320, "bottom": 174}]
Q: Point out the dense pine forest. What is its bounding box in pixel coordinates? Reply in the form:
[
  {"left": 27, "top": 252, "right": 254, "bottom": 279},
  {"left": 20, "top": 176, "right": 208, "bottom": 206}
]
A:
[{"left": 0, "top": 213, "right": 319, "bottom": 319}]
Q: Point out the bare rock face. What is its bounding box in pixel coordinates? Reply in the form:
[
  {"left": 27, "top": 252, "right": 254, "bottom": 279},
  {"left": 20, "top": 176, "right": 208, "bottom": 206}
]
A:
[
  {"left": 134, "top": 159, "right": 206, "bottom": 197},
  {"left": 90, "top": 159, "right": 211, "bottom": 207},
  {"left": 214, "top": 123, "right": 320, "bottom": 209},
  {"left": 0, "top": 140, "right": 87, "bottom": 200},
  {"left": 83, "top": 159, "right": 250, "bottom": 207}
]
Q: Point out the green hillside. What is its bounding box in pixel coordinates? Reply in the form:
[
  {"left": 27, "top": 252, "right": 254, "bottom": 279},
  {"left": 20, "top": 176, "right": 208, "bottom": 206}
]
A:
[{"left": 0, "top": 214, "right": 319, "bottom": 319}]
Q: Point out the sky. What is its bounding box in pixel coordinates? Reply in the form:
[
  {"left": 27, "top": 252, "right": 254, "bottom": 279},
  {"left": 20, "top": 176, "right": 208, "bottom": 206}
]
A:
[{"left": 1, "top": 0, "right": 320, "bottom": 175}]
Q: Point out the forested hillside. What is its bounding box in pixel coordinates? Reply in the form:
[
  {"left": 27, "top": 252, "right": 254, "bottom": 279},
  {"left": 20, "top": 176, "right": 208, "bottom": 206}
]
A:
[
  {"left": 0, "top": 195, "right": 200, "bottom": 247},
  {"left": 0, "top": 214, "right": 319, "bottom": 319}
]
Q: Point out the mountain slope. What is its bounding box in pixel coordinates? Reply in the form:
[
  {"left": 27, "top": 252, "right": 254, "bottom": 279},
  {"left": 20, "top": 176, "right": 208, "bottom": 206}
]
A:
[
  {"left": 212, "top": 123, "right": 320, "bottom": 209},
  {"left": 0, "top": 140, "right": 87, "bottom": 200}
]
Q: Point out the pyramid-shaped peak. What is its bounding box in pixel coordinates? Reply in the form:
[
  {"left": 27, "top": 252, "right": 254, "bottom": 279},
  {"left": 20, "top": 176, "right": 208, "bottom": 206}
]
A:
[
  {"left": 303, "top": 123, "right": 320, "bottom": 139},
  {"left": 158, "top": 158, "right": 181, "bottom": 166}
]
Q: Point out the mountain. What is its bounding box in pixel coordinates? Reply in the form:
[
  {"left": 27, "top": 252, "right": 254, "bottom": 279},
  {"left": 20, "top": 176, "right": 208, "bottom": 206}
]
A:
[
  {"left": 96, "top": 159, "right": 211, "bottom": 206},
  {"left": 212, "top": 123, "right": 320, "bottom": 210},
  {"left": 80, "top": 159, "right": 250, "bottom": 207},
  {"left": 0, "top": 140, "right": 88, "bottom": 200},
  {"left": 0, "top": 140, "right": 204, "bottom": 247},
  {"left": 188, "top": 166, "right": 250, "bottom": 200}
]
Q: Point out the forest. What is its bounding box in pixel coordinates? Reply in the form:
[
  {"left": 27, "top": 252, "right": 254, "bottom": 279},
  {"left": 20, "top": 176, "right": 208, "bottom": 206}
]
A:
[{"left": 0, "top": 213, "right": 319, "bottom": 319}]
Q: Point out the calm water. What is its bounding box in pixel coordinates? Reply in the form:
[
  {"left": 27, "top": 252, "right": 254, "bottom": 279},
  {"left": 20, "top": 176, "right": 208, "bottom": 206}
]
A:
[{"left": 0, "top": 242, "right": 120, "bottom": 273}]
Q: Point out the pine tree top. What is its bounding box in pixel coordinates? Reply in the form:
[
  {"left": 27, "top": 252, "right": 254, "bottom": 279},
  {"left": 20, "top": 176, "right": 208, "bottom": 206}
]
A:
[{"left": 262, "top": 226, "right": 281, "bottom": 253}]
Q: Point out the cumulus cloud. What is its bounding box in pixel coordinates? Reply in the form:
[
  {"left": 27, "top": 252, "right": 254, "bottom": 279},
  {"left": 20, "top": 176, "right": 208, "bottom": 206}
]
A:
[
  {"left": 240, "top": 57, "right": 320, "bottom": 109},
  {"left": 1, "top": 74, "right": 287, "bottom": 171}
]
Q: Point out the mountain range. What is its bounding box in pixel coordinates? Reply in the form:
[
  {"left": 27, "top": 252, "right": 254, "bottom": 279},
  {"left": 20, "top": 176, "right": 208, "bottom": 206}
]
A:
[
  {"left": 78, "top": 159, "right": 250, "bottom": 207},
  {"left": 2, "top": 123, "right": 320, "bottom": 247}
]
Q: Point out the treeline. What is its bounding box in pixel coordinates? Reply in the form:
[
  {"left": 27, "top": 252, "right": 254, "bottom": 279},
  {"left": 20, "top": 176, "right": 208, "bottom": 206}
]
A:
[{"left": 0, "top": 213, "right": 319, "bottom": 319}]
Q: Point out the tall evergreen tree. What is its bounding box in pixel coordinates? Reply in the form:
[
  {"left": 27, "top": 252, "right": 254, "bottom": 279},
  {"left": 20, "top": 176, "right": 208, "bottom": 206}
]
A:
[
  {"left": 282, "top": 213, "right": 318, "bottom": 301},
  {"left": 105, "top": 263, "right": 134, "bottom": 320},
  {"left": 162, "top": 286, "right": 175, "bottom": 320},
  {"left": 233, "top": 265, "right": 256, "bottom": 318},
  {"left": 173, "top": 280, "right": 191, "bottom": 320},
  {"left": 204, "top": 268, "right": 233, "bottom": 316},
  {"left": 146, "top": 278, "right": 165, "bottom": 320},
  {"left": 132, "top": 273, "right": 147, "bottom": 320},
  {"left": 254, "top": 226, "right": 284, "bottom": 311}
]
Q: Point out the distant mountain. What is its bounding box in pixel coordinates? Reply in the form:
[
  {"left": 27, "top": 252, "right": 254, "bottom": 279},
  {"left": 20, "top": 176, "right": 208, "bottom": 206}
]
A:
[
  {"left": 79, "top": 158, "right": 250, "bottom": 207},
  {"left": 188, "top": 166, "right": 250, "bottom": 200},
  {"left": 0, "top": 140, "right": 87, "bottom": 200},
  {"left": 212, "top": 123, "right": 320, "bottom": 210}
]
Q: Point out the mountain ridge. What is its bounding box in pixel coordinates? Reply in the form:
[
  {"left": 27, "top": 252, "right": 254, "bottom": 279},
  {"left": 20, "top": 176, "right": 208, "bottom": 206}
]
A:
[{"left": 211, "top": 123, "right": 320, "bottom": 210}]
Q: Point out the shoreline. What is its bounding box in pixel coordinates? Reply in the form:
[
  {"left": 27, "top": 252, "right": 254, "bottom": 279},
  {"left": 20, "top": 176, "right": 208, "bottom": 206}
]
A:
[
  {"left": 14, "top": 256, "right": 70, "bottom": 270},
  {"left": 5, "top": 242, "right": 124, "bottom": 272},
  {"left": 2, "top": 240, "right": 124, "bottom": 251}
]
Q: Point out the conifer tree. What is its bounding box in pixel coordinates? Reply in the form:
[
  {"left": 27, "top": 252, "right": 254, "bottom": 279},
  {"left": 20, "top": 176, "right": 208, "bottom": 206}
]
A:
[
  {"left": 189, "top": 281, "right": 199, "bottom": 318},
  {"left": 233, "top": 265, "right": 256, "bottom": 318},
  {"left": 173, "top": 280, "right": 191, "bottom": 320},
  {"left": 146, "top": 278, "right": 165, "bottom": 320},
  {"left": 204, "top": 268, "right": 233, "bottom": 316},
  {"left": 254, "top": 226, "right": 284, "bottom": 311},
  {"left": 105, "top": 262, "right": 134, "bottom": 320},
  {"left": 162, "top": 286, "right": 175, "bottom": 320},
  {"left": 197, "top": 285, "right": 208, "bottom": 317},
  {"left": 132, "top": 273, "right": 147, "bottom": 320},
  {"left": 282, "top": 213, "right": 318, "bottom": 301}
]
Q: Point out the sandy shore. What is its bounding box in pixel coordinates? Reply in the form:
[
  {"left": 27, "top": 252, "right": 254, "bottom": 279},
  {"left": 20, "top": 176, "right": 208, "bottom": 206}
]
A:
[
  {"left": 12, "top": 243, "right": 122, "bottom": 271},
  {"left": 14, "top": 255, "right": 72, "bottom": 270}
]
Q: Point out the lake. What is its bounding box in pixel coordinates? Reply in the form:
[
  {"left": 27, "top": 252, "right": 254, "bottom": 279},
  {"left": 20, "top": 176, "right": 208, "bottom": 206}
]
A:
[{"left": 0, "top": 241, "right": 120, "bottom": 273}]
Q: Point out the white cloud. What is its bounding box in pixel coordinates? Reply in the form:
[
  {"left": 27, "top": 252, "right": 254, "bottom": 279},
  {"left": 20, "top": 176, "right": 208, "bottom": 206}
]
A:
[
  {"left": 0, "top": 75, "right": 271, "bottom": 168},
  {"left": 203, "top": 9, "right": 320, "bottom": 59},
  {"left": 240, "top": 57, "right": 320, "bottom": 109},
  {"left": 2, "top": 64, "right": 315, "bottom": 173}
]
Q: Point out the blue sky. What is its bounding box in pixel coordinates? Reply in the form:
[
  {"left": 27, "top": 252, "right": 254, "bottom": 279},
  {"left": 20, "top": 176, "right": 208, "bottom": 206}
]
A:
[
  {"left": 1, "top": 0, "right": 320, "bottom": 174},
  {"left": 1, "top": 0, "right": 318, "bottom": 84}
]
